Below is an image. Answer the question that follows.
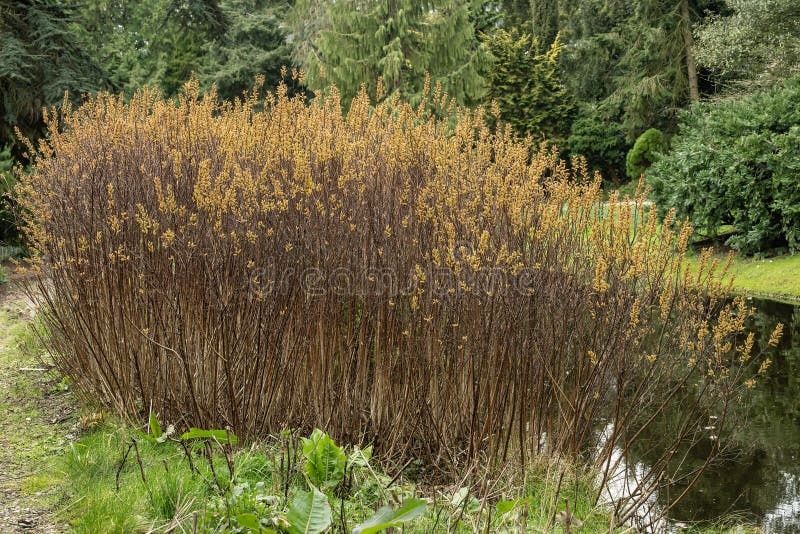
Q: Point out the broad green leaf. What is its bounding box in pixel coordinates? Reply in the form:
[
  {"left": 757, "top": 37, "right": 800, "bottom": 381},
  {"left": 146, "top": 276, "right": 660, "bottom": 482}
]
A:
[
  {"left": 451, "top": 486, "right": 469, "bottom": 507},
  {"left": 347, "top": 444, "right": 373, "bottom": 468},
  {"left": 149, "top": 410, "right": 162, "bottom": 440},
  {"left": 352, "top": 498, "right": 427, "bottom": 534},
  {"left": 236, "top": 513, "right": 259, "bottom": 529},
  {"left": 134, "top": 428, "right": 156, "bottom": 444},
  {"left": 286, "top": 486, "right": 332, "bottom": 534},
  {"left": 180, "top": 427, "right": 238, "bottom": 444},
  {"left": 451, "top": 487, "right": 480, "bottom": 513},
  {"left": 235, "top": 512, "right": 277, "bottom": 533},
  {"left": 496, "top": 498, "right": 528, "bottom": 515},
  {"left": 301, "top": 429, "right": 346, "bottom": 490}
]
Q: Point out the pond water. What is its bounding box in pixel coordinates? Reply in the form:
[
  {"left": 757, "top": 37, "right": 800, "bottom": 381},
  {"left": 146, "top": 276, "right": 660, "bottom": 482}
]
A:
[{"left": 662, "top": 298, "right": 800, "bottom": 532}]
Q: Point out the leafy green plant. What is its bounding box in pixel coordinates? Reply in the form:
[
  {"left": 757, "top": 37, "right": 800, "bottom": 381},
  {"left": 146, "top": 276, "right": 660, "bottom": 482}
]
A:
[
  {"left": 181, "top": 427, "right": 239, "bottom": 444},
  {"left": 136, "top": 409, "right": 237, "bottom": 447},
  {"left": 626, "top": 128, "right": 666, "bottom": 179},
  {"left": 352, "top": 498, "right": 427, "bottom": 534},
  {"left": 300, "top": 428, "right": 346, "bottom": 491},
  {"left": 649, "top": 76, "right": 800, "bottom": 254},
  {"left": 285, "top": 486, "right": 332, "bottom": 534},
  {"left": 49, "top": 375, "right": 71, "bottom": 394}
]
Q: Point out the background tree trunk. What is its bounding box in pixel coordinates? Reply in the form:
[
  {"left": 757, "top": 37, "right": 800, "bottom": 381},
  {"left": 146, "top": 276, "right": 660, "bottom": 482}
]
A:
[{"left": 680, "top": 0, "right": 700, "bottom": 102}]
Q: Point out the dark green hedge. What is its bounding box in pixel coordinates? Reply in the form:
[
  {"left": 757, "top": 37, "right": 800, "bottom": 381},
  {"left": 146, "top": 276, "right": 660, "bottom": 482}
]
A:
[{"left": 648, "top": 77, "right": 800, "bottom": 255}]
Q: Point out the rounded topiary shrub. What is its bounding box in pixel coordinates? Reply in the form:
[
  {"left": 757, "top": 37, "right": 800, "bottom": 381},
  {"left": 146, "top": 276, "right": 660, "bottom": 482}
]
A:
[{"left": 625, "top": 128, "right": 666, "bottom": 180}]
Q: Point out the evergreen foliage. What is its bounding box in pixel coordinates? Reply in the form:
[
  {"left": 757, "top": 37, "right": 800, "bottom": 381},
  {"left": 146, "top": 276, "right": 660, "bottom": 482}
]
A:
[
  {"left": 0, "top": 0, "right": 106, "bottom": 150},
  {"left": 695, "top": 0, "right": 800, "bottom": 92},
  {"left": 290, "top": 0, "right": 487, "bottom": 107},
  {"left": 0, "top": 144, "right": 17, "bottom": 245},
  {"left": 501, "top": 0, "right": 531, "bottom": 26},
  {"left": 559, "top": 0, "right": 632, "bottom": 104},
  {"left": 625, "top": 127, "right": 665, "bottom": 179},
  {"left": 201, "top": 0, "right": 294, "bottom": 101},
  {"left": 73, "top": 0, "right": 225, "bottom": 97},
  {"left": 649, "top": 77, "right": 800, "bottom": 254},
  {"left": 484, "top": 29, "right": 574, "bottom": 145},
  {"left": 470, "top": 0, "right": 504, "bottom": 35},
  {"left": 561, "top": 0, "right": 713, "bottom": 140},
  {"left": 567, "top": 106, "right": 628, "bottom": 181},
  {"left": 530, "top": 0, "right": 558, "bottom": 50}
]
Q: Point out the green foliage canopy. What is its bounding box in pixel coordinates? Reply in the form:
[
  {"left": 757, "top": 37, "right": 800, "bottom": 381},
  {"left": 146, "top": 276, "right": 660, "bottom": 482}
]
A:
[
  {"left": 73, "top": 0, "right": 226, "bottom": 97},
  {"left": 648, "top": 76, "right": 800, "bottom": 254},
  {"left": 484, "top": 28, "right": 574, "bottom": 145},
  {"left": 289, "top": 0, "right": 487, "bottom": 107},
  {"left": 626, "top": 127, "right": 665, "bottom": 179},
  {"left": 530, "top": 0, "right": 558, "bottom": 50},
  {"left": 0, "top": 0, "right": 106, "bottom": 149},
  {"left": 567, "top": 106, "right": 628, "bottom": 181},
  {"left": 695, "top": 0, "right": 800, "bottom": 92},
  {"left": 201, "top": 0, "right": 294, "bottom": 101}
]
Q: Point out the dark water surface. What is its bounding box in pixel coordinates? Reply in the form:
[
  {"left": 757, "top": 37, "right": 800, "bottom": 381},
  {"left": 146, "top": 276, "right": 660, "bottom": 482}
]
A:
[{"left": 664, "top": 298, "right": 800, "bottom": 532}]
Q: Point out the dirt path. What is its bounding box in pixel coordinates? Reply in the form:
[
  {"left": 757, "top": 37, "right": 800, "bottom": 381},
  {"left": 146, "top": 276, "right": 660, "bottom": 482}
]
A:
[{"left": 0, "top": 283, "right": 76, "bottom": 533}]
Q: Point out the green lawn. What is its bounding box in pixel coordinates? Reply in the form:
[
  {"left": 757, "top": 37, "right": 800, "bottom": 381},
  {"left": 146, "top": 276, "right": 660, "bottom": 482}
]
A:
[
  {"left": 685, "top": 252, "right": 800, "bottom": 303},
  {"left": 604, "top": 183, "right": 799, "bottom": 303}
]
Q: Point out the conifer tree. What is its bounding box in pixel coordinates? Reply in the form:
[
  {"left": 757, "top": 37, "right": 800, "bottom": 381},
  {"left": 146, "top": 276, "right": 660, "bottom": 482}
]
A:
[
  {"left": 73, "top": 0, "right": 226, "bottom": 97},
  {"left": 292, "top": 0, "right": 487, "bottom": 107},
  {"left": 561, "top": 0, "right": 713, "bottom": 140},
  {"left": 501, "top": 0, "right": 531, "bottom": 27},
  {"left": 484, "top": 28, "right": 574, "bottom": 145},
  {"left": 471, "top": 0, "right": 504, "bottom": 36},
  {"left": 0, "top": 0, "right": 106, "bottom": 151},
  {"left": 530, "top": 0, "right": 558, "bottom": 50},
  {"left": 202, "top": 0, "right": 294, "bottom": 101}
]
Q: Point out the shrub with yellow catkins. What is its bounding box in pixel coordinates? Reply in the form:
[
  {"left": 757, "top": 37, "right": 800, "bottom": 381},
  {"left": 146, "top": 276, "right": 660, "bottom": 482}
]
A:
[{"left": 17, "top": 79, "right": 778, "bottom": 525}]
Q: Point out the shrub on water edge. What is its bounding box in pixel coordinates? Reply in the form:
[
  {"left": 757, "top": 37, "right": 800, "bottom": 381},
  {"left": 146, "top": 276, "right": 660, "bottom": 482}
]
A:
[
  {"left": 18, "top": 80, "right": 778, "bottom": 527},
  {"left": 648, "top": 76, "right": 800, "bottom": 255}
]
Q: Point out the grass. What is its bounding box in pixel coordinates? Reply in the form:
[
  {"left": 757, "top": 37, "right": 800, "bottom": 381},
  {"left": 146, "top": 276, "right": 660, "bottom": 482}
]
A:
[
  {"left": 684, "top": 251, "right": 800, "bottom": 303},
  {"left": 0, "top": 289, "right": 78, "bottom": 529},
  {"left": 38, "top": 419, "right": 616, "bottom": 533},
  {"left": 32, "top": 418, "right": 766, "bottom": 533}
]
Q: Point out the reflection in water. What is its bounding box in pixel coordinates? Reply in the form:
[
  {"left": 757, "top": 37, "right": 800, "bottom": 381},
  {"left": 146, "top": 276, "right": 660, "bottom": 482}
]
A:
[
  {"left": 597, "top": 423, "right": 667, "bottom": 531},
  {"left": 655, "top": 299, "right": 800, "bottom": 532}
]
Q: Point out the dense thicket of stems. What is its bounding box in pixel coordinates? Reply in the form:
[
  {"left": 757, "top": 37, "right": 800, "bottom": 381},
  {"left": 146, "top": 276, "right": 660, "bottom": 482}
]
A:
[{"left": 18, "top": 80, "right": 776, "bottom": 524}]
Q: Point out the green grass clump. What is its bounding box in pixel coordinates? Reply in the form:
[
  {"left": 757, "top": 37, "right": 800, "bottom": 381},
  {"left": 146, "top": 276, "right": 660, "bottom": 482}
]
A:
[
  {"left": 46, "top": 422, "right": 764, "bottom": 533},
  {"left": 44, "top": 420, "right": 619, "bottom": 533},
  {"left": 56, "top": 426, "right": 211, "bottom": 533}
]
